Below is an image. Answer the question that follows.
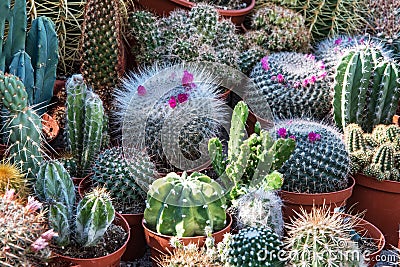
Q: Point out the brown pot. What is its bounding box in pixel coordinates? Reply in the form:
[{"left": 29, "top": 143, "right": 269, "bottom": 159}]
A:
[
  {"left": 73, "top": 173, "right": 93, "bottom": 196},
  {"left": 280, "top": 176, "right": 355, "bottom": 222},
  {"left": 394, "top": 114, "right": 399, "bottom": 126},
  {"left": 136, "top": 0, "right": 255, "bottom": 26},
  {"left": 143, "top": 213, "right": 232, "bottom": 266},
  {"left": 42, "top": 112, "right": 60, "bottom": 144},
  {"left": 55, "top": 213, "right": 130, "bottom": 267},
  {"left": 347, "top": 173, "right": 400, "bottom": 247}
]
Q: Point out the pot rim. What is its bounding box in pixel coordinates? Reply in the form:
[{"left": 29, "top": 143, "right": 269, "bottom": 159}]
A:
[{"left": 353, "top": 173, "right": 400, "bottom": 194}]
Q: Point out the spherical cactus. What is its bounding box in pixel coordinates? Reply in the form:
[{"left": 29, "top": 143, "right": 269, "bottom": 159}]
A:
[
  {"left": 92, "top": 147, "right": 158, "bottom": 212},
  {"left": 144, "top": 171, "right": 227, "bottom": 237},
  {"left": 364, "top": 143, "right": 395, "bottom": 181},
  {"left": 285, "top": 207, "right": 365, "bottom": 267},
  {"left": 238, "top": 46, "right": 267, "bottom": 76},
  {"left": 248, "top": 52, "right": 330, "bottom": 120},
  {"left": 0, "top": 162, "right": 27, "bottom": 198},
  {"left": 228, "top": 226, "right": 283, "bottom": 267},
  {"left": 276, "top": 119, "right": 350, "bottom": 193}
]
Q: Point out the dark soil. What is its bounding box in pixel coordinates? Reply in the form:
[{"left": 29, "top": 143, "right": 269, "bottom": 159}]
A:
[{"left": 114, "top": 199, "right": 146, "bottom": 214}]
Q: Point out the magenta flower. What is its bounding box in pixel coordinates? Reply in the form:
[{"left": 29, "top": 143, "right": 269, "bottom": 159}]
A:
[
  {"left": 309, "top": 75, "right": 317, "bottom": 84},
  {"left": 25, "top": 197, "right": 42, "bottom": 213},
  {"left": 308, "top": 131, "right": 321, "bottom": 142},
  {"left": 302, "top": 79, "right": 309, "bottom": 87},
  {"left": 277, "top": 127, "right": 287, "bottom": 138},
  {"left": 182, "top": 70, "right": 194, "bottom": 85},
  {"left": 40, "top": 229, "right": 58, "bottom": 241},
  {"left": 334, "top": 37, "right": 342, "bottom": 45},
  {"left": 169, "top": 96, "right": 177, "bottom": 108},
  {"left": 289, "top": 135, "right": 296, "bottom": 140},
  {"left": 177, "top": 93, "right": 189, "bottom": 103},
  {"left": 261, "top": 56, "right": 270, "bottom": 71},
  {"left": 293, "top": 81, "right": 301, "bottom": 88},
  {"left": 318, "top": 71, "right": 327, "bottom": 79},
  {"left": 276, "top": 74, "right": 284, "bottom": 83},
  {"left": 137, "top": 85, "right": 146, "bottom": 96},
  {"left": 31, "top": 237, "right": 49, "bottom": 252},
  {"left": 317, "top": 60, "right": 326, "bottom": 69}
]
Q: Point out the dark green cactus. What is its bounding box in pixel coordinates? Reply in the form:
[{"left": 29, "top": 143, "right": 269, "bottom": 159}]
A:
[
  {"left": 144, "top": 171, "right": 226, "bottom": 237},
  {"left": 228, "top": 226, "right": 283, "bottom": 267},
  {"left": 333, "top": 44, "right": 400, "bottom": 132},
  {"left": 238, "top": 46, "right": 267, "bottom": 76},
  {"left": 277, "top": 119, "right": 350, "bottom": 193},
  {"left": 248, "top": 52, "right": 331, "bottom": 120}
]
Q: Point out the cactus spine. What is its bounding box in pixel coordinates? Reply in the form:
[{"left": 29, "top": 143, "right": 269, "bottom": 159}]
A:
[{"left": 0, "top": 161, "right": 27, "bottom": 197}]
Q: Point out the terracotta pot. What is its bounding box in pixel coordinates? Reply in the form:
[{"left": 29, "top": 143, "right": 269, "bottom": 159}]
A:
[
  {"left": 347, "top": 173, "right": 400, "bottom": 247},
  {"left": 280, "top": 176, "right": 355, "bottom": 222},
  {"left": 55, "top": 213, "right": 130, "bottom": 267},
  {"left": 394, "top": 114, "right": 399, "bottom": 126},
  {"left": 136, "top": 0, "right": 255, "bottom": 26},
  {"left": 143, "top": 213, "right": 232, "bottom": 266},
  {"left": 42, "top": 112, "right": 60, "bottom": 143},
  {"left": 73, "top": 173, "right": 93, "bottom": 196}
]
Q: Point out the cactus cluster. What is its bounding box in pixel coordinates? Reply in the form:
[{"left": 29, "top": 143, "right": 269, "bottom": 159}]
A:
[
  {"left": 285, "top": 207, "right": 366, "bottom": 267},
  {"left": 245, "top": 4, "right": 310, "bottom": 53},
  {"left": 0, "top": 73, "right": 43, "bottom": 178},
  {"left": 91, "top": 147, "right": 158, "bottom": 212},
  {"left": 248, "top": 52, "right": 330, "bottom": 120},
  {"left": 276, "top": 119, "right": 350, "bottom": 193},
  {"left": 0, "top": 189, "right": 56, "bottom": 267},
  {"left": 333, "top": 43, "right": 400, "bottom": 132},
  {"left": 129, "top": 4, "right": 244, "bottom": 67},
  {"left": 190, "top": 0, "right": 247, "bottom": 10},
  {"left": 80, "top": 0, "right": 125, "bottom": 111},
  {"left": 228, "top": 226, "right": 283, "bottom": 267},
  {"left": 344, "top": 123, "right": 400, "bottom": 181},
  {"left": 0, "top": 161, "right": 27, "bottom": 198},
  {"left": 0, "top": 0, "right": 58, "bottom": 114},
  {"left": 65, "top": 74, "right": 105, "bottom": 177},
  {"left": 144, "top": 171, "right": 227, "bottom": 237},
  {"left": 208, "top": 101, "right": 295, "bottom": 200}
]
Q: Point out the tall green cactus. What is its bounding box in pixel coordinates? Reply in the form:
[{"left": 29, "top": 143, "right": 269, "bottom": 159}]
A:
[
  {"left": 0, "top": 72, "right": 43, "bottom": 178},
  {"left": 333, "top": 44, "right": 400, "bottom": 132}
]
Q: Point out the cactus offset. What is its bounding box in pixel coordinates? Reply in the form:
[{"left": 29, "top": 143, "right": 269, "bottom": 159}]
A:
[{"left": 144, "top": 172, "right": 226, "bottom": 237}]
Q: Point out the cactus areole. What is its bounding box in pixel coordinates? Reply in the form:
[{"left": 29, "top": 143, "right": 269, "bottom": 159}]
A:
[{"left": 144, "top": 171, "right": 227, "bottom": 237}]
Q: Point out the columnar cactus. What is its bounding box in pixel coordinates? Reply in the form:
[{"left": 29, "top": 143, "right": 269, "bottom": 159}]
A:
[
  {"left": 92, "top": 147, "right": 158, "bottom": 211},
  {"left": 228, "top": 226, "right": 283, "bottom": 267},
  {"left": 248, "top": 52, "right": 330, "bottom": 120},
  {"left": 0, "top": 72, "right": 43, "bottom": 178},
  {"left": 144, "top": 172, "right": 227, "bottom": 237},
  {"left": 285, "top": 207, "right": 366, "bottom": 267},
  {"left": 0, "top": 161, "right": 27, "bottom": 198},
  {"left": 333, "top": 44, "right": 400, "bottom": 132},
  {"left": 277, "top": 119, "right": 350, "bottom": 193}
]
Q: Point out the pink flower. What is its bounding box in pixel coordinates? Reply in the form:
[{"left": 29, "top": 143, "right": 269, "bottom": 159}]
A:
[
  {"left": 317, "top": 60, "right": 325, "bottom": 69},
  {"left": 308, "top": 131, "right": 321, "bottom": 142},
  {"left": 277, "top": 127, "right": 287, "bottom": 138},
  {"left": 40, "top": 229, "right": 58, "bottom": 241},
  {"left": 177, "top": 93, "right": 189, "bottom": 103},
  {"left": 318, "top": 71, "right": 327, "bottom": 79},
  {"left": 137, "top": 85, "right": 146, "bottom": 96},
  {"left": 289, "top": 135, "right": 296, "bottom": 140},
  {"left": 3, "top": 189, "right": 15, "bottom": 201},
  {"left": 302, "top": 79, "right": 309, "bottom": 87},
  {"left": 31, "top": 237, "right": 49, "bottom": 252},
  {"left": 168, "top": 96, "right": 177, "bottom": 108},
  {"left": 25, "top": 196, "right": 42, "bottom": 214},
  {"left": 309, "top": 76, "right": 317, "bottom": 84},
  {"left": 276, "top": 74, "right": 284, "bottom": 83},
  {"left": 261, "top": 56, "right": 270, "bottom": 71},
  {"left": 271, "top": 76, "right": 276, "bottom": 81},
  {"left": 334, "top": 37, "right": 342, "bottom": 45},
  {"left": 293, "top": 81, "right": 301, "bottom": 88},
  {"left": 182, "top": 70, "right": 194, "bottom": 85}
]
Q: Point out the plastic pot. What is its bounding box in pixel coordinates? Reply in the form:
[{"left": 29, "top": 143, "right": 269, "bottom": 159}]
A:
[
  {"left": 55, "top": 213, "right": 130, "bottom": 267},
  {"left": 143, "top": 213, "right": 232, "bottom": 266},
  {"left": 135, "top": 0, "right": 255, "bottom": 26},
  {"left": 280, "top": 176, "right": 355, "bottom": 222},
  {"left": 347, "top": 173, "right": 400, "bottom": 247}
]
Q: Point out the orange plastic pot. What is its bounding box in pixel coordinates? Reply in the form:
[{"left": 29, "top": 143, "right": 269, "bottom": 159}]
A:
[
  {"left": 347, "top": 173, "right": 400, "bottom": 247},
  {"left": 143, "top": 213, "right": 232, "bottom": 266},
  {"left": 136, "top": 0, "right": 255, "bottom": 26},
  {"left": 280, "top": 176, "right": 355, "bottom": 222},
  {"left": 55, "top": 213, "right": 130, "bottom": 267}
]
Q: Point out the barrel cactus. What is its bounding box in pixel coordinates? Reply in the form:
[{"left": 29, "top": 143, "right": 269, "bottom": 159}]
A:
[
  {"left": 333, "top": 43, "right": 400, "bottom": 132},
  {"left": 91, "top": 147, "right": 158, "bottom": 212},
  {"left": 285, "top": 207, "right": 366, "bottom": 267},
  {"left": 248, "top": 52, "right": 330, "bottom": 120},
  {"left": 144, "top": 171, "right": 227, "bottom": 237},
  {"left": 277, "top": 119, "right": 350, "bottom": 193},
  {"left": 0, "top": 161, "right": 27, "bottom": 198},
  {"left": 227, "top": 226, "right": 283, "bottom": 267}
]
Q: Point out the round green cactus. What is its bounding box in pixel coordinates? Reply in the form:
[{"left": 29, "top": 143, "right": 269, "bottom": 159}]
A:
[
  {"left": 228, "top": 226, "right": 283, "bottom": 267},
  {"left": 248, "top": 52, "right": 330, "bottom": 120},
  {"left": 238, "top": 46, "right": 267, "bottom": 76},
  {"left": 276, "top": 119, "right": 350, "bottom": 193},
  {"left": 344, "top": 123, "right": 367, "bottom": 153},
  {"left": 144, "top": 171, "right": 227, "bottom": 237}
]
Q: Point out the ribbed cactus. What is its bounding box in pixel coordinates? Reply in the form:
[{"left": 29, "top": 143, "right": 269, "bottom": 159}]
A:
[
  {"left": 228, "top": 226, "right": 283, "bottom": 267},
  {"left": 333, "top": 44, "right": 400, "bottom": 132},
  {"left": 92, "top": 147, "right": 158, "bottom": 211},
  {"left": 65, "top": 74, "right": 104, "bottom": 176},
  {"left": 0, "top": 161, "right": 27, "bottom": 198},
  {"left": 277, "top": 119, "right": 350, "bottom": 193},
  {"left": 1, "top": 189, "right": 55, "bottom": 267},
  {"left": 248, "top": 52, "right": 330, "bottom": 120},
  {"left": 344, "top": 124, "right": 367, "bottom": 153},
  {"left": 0, "top": 0, "right": 58, "bottom": 114},
  {"left": 0, "top": 72, "right": 43, "bottom": 178},
  {"left": 144, "top": 172, "right": 227, "bottom": 237},
  {"left": 208, "top": 101, "right": 295, "bottom": 199},
  {"left": 80, "top": 0, "right": 125, "bottom": 111},
  {"left": 364, "top": 144, "right": 395, "bottom": 181},
  {"left": 285, "top": 207, "right": 366, "bottom": 267}
]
